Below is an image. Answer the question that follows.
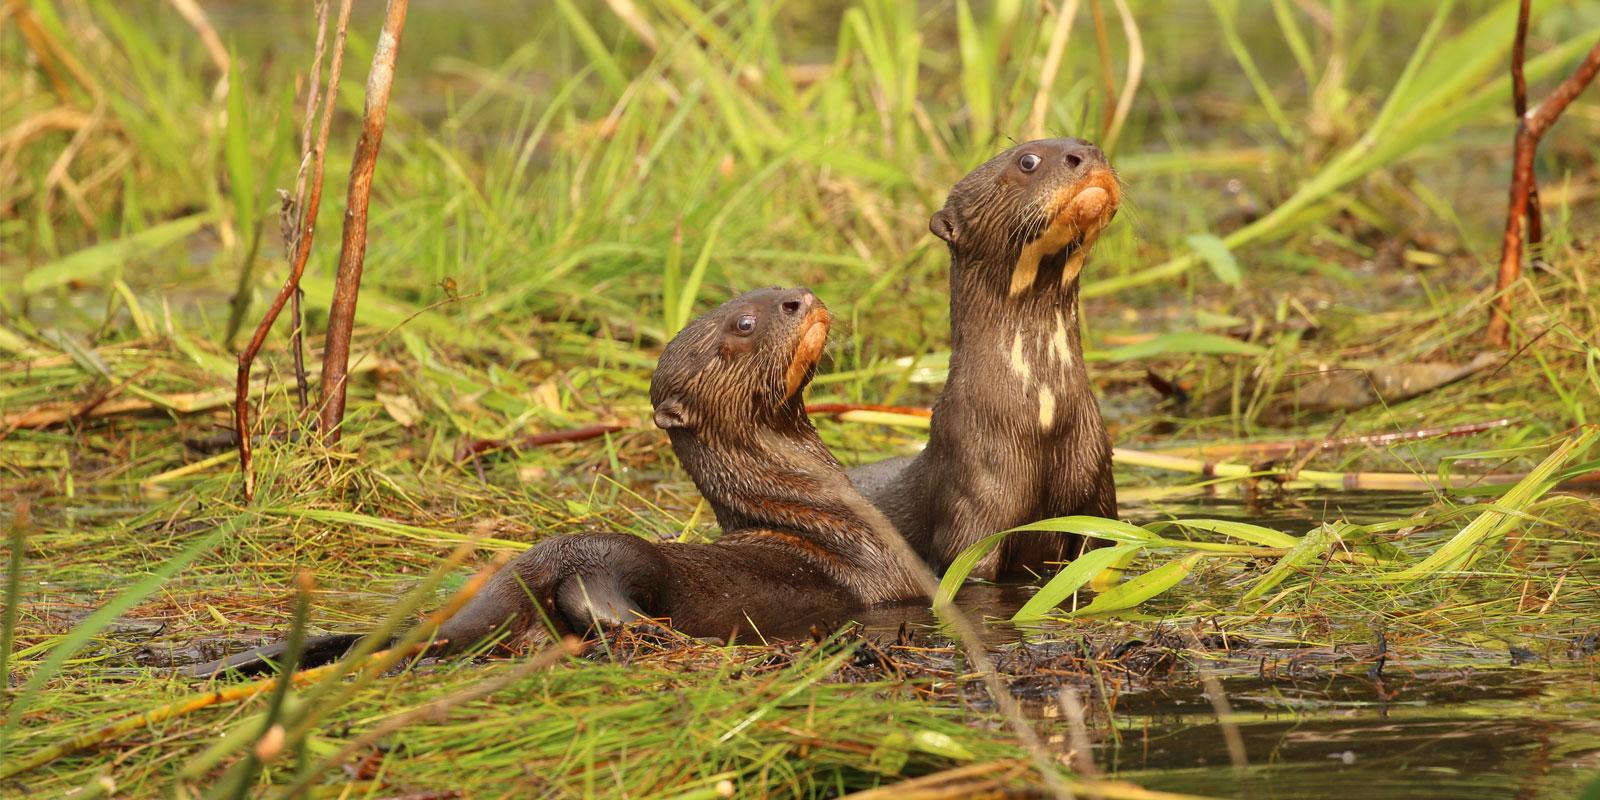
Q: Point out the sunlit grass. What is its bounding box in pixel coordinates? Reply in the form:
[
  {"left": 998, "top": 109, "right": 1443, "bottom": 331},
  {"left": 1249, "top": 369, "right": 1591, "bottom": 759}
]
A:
[{"left": 2, "top": 0, "right": 1597, "bottom": 796}]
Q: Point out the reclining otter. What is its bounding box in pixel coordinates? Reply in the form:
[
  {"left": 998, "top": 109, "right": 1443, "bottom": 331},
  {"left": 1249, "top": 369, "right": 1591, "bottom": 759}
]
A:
[{"left": 190, "top": 287, "right": 922, "bottom": 676}]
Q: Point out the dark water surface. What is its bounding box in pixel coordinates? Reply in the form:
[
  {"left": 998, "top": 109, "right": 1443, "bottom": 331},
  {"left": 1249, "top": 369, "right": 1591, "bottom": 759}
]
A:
[{"left": 839, "top": 492, "right": 1600, "bottom": 800}]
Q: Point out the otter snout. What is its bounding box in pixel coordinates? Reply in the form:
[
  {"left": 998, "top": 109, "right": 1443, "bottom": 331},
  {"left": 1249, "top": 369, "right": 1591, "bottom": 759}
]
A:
[
  {"left": 778, "top": 288, "right": 818, "bottom": 317},
  {"left": 1059, "top": 139, "right": 1107, "bottom": 173}
]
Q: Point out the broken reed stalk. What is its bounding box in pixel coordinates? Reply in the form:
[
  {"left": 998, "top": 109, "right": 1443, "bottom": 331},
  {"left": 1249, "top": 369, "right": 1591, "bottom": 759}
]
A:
[
  {"left": 211, "top": 571, "right": 315, "bottom": 796},
  {"left": 234, "top": 0, "right": 352, "bottom": 501},
  {"left": 0, "top": 643, "right": 422, "bottom": 781},
  {"left": 317, "top": 0, "right": 411, "bottom": 443},
  {"left": 1102, "top": 0, "right": 1143, "bottom": 154},
  {"left": 1486, "top": 7, "right": 1600, "bottom": 347},
  {"left": 808, "top": 403, "right": 1546, "bottom": 491},
  {"left": 1150, "top": 419, "right": 1514, "bottom": 460}
]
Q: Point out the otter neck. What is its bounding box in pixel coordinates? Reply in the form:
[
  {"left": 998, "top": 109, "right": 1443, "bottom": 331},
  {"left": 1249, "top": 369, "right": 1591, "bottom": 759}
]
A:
[
  {"left": 671, "top": 405, "right": 870, "bottom": 540},
  {"left": 943, "top": 244, "right": 1092, "bottom": 429},
  {"left": 669, "top": 405, "right": 919, "bottom": 600},
  {"left": 947, "top": 243, "right": 1088, "bottom": 377}
]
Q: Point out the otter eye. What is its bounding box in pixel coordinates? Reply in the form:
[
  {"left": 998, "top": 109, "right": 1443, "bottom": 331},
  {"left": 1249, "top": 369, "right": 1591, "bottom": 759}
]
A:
[
  {"left": 733, "top": 314, "right": 758, "bottom": 336},
  {"left": 1018, "top": 153, "right": 1042, "bottom": 173}
]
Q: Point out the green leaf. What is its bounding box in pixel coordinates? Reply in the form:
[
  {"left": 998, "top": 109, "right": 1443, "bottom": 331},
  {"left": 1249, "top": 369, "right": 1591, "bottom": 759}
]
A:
[
  {"left": 22, "top": 213, "right": 212, "bottom": 294},
  {"left": 552, "top": 0, "right": 628, "bottom": 94},
  {"left": 223, "top": 57, "right": 255, "bottom": 241},
  {"left": 935, "top": 516, "right": 1153, "bottom": 607},
  {"left": 1241, "top": 523, "right": 1339, "bottom": 601},
  {"left": 1147, "top": 518, "right": 1298, "bottom": 548},
  {"left": 1186, "top": 233, "right": 1242, "bottom": 287},
  {"left": 934, "top": 530, "right": 1009, "bottom": 607},
  {"left": 1070, "top": 554, "right": 1204, "bottom": 617},
  {"left": 911, "top": 730, "right": 974, "bottom": 761},
  {"left": 955, "top": 0, "right": 993, "bottom": 138},
  {"left": 1091, "top": 332, "right": 1266, "bottom": 362},
  {"left": 1013, "top": 544, "right": 1142, "bottom": 621}
]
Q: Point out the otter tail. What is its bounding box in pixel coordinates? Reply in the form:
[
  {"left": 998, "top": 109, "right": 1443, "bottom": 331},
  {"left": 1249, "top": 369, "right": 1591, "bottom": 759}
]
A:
[
  {"left": 184, "top": 533, "right": 669, "bottom": 679},
  {"left": 183, "top": 631, "right": 369, "bottom": 678}
]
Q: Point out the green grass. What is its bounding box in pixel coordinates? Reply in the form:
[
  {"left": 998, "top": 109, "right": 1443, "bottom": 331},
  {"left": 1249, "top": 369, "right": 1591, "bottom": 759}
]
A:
[{"left": 2, "top": 0, "right": 1599, "bottom": 797}]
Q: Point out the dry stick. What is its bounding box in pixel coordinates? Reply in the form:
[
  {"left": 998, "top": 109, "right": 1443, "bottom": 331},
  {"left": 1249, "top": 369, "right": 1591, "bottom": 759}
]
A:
[
  {"left": 1089, "top": 0, "right": 1117, "bottom": 143},
  {"left": 318, "top": 0, "right": 411, "bottom": 443},
  {"left": 1025, "top": 0, "right": 1081, "bottom": 141},
  {"left": 1509, "top": 0, "right": 1542, "bottom": 255},
  {"left": 454, "top": 423, "right": 629, "bottom": 463},
  {"left": 234, "top": 0, "right": 354, "bottom": 500},
  {"left": 1102, "top": 0, "right": 1143, "bottom": 155},
  {"left": 285, "top": 0, "right": 331, "bottom": 413},
  {"left": 1486, "top": 27, "right": 1600, "bottom": 346}
]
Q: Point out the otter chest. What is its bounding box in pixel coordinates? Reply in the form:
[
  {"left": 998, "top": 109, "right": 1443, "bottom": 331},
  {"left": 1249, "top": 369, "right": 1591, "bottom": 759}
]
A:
[{"left": 1003, "top": 308, "right": 1079, "bottom": 432}]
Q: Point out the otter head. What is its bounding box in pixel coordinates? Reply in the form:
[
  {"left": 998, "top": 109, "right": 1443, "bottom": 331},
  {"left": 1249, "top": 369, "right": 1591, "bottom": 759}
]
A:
[
  {"left": 650, "top": 287, "right": 831, "bottom": 436},
  {"left": 931, "top": 137, "right": 1120, "bottom": 296}
]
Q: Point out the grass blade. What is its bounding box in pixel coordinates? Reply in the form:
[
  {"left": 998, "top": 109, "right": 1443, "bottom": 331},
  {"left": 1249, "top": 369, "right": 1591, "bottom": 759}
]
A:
[
  {"left": 1389, "top": 426, "right": 1598, "bottom": 582},
  {"left": 1069, "top": 554, "right": 1204, "bottom": 617},
  {"left": 1012, "top": 544, "right": 1142, "bottom": 621},
  {"left": 21, "top": 212, "right": 212, "bottom": 294}
]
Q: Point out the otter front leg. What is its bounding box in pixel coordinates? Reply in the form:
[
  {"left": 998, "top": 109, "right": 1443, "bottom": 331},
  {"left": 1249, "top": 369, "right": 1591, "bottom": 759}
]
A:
[{"left": 930, "top": 465, "right": 1037, "bottom": 580}]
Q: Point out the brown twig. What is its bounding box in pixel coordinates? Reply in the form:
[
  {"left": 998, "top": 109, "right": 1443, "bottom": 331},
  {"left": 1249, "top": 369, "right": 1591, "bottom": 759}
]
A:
[
  {"left": 804, "top": 402, "right": 933, "bottom": 418},
  {"left": 318, "top": 0, "right": 411, "bottom": 443},
  {"left": 453, "top": 423, "right": 630, "bottom": 463},
  {"left": 1152, "top": 419, "right": 1514, "bottom": 461},
  {"left": 1486, "top": 14, "right": 1600, "bottom": 346},
  {"left": 234, "top": 0, "right": 351, "bottom": 500},
  {"left": 1509, "top": 0, "right": 1542, "bottom": 255},
  {"left": 285, "top": 0, "right": 331, "bottom": 413}
]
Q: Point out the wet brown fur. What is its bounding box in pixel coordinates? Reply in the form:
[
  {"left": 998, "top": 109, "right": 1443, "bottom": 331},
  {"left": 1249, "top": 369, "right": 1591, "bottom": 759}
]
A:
[{"left": 848, "top": 138, "right": 1121, "bottom": 580}]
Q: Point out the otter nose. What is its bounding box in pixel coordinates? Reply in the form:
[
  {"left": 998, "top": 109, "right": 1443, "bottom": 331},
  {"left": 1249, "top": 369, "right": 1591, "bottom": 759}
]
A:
[
  {"left": 780, "top": 289, "right": 816, "bottom": 316},
  {"left": 1062, "top": 141, "right": 1107, "bottom": 171}
]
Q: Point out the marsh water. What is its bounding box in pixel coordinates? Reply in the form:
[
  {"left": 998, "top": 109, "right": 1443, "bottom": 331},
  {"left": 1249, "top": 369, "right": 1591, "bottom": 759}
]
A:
[{"left": 842, "top": 492, "right": 1600, "bottom": 800}]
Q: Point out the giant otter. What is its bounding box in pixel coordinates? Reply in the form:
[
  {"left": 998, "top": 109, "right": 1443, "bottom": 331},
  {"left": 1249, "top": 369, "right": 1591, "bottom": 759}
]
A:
[
  {"left": 190, "top": 287, "right": 922, "bottom": 677},
  {"left": 849, "top": 138, "right": 1121, "bottom": 580}
]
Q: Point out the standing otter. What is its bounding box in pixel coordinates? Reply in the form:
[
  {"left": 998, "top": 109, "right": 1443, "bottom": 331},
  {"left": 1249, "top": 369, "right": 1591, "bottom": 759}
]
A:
[
  {"left": 849, "top": 138, "right": 1121, "bottom": 580},
  {"left": 190, "top": 287, "right": 922, "bottom": 676}
]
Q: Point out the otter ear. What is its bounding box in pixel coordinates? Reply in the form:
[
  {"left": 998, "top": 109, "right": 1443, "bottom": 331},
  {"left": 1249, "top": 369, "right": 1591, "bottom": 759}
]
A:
[
  {"left": 653, "top": 398, "right": 692, "bottom": 430},
  {"left": 929, "top": 207, "right": 960, "bottom": 245}
]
